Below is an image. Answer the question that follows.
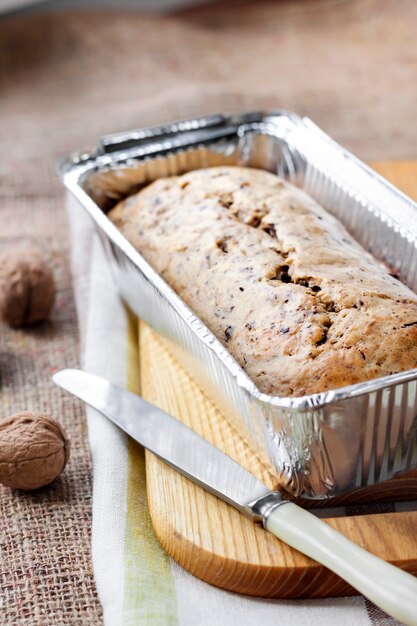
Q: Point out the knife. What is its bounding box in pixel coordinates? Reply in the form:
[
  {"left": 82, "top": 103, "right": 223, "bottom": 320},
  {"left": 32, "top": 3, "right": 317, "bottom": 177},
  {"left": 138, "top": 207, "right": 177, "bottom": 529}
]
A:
[{"left": 53, "top": 368, "right": 417, "bottom": 625}]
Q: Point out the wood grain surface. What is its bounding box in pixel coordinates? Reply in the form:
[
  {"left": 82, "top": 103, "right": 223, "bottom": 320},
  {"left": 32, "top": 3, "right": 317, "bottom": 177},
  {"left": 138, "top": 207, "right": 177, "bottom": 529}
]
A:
[{"left": 139, "top": 161, "right": 417, "bottom": 598}]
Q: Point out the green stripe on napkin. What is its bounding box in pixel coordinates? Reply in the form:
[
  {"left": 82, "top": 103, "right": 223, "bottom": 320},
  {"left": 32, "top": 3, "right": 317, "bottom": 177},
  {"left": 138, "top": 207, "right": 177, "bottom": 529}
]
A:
[{"left": 123, "top": 309, "right": 178, "bottom": 625}]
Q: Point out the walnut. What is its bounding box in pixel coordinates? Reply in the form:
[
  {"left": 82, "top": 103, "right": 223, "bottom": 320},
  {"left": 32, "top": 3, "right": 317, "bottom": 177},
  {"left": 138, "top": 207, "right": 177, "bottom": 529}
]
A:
[
  {"left": 0, "top": 246, "right": 55, "bottom": 327},
  {"left": 0, "top": 412, "right": 70, "bottom": 490}
]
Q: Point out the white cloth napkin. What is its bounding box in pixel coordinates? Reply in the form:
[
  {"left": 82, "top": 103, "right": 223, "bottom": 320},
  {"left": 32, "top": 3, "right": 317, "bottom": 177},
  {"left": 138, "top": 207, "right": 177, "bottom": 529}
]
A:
[{"left": 68, "top": 195, "right": 378, "bottom": 626}]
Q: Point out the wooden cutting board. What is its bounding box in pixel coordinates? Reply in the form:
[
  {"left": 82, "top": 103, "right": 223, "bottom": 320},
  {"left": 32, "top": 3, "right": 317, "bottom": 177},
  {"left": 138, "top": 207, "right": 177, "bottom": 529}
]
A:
[{"left": 139, "top": 161, "right": 417, "bottom": 598}]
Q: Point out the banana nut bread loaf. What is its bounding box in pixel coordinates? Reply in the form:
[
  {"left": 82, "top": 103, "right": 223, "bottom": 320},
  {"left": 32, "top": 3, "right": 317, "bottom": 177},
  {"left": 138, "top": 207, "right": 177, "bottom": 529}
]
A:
[{"left": 109, "top": 166, "right": 417, "bottom": 397}]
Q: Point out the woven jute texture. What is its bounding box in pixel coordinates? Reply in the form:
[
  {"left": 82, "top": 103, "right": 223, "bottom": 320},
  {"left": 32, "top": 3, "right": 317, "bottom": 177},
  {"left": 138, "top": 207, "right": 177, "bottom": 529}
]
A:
[{"left": 1, "top": 1, "right": 417, "bottom": 624}]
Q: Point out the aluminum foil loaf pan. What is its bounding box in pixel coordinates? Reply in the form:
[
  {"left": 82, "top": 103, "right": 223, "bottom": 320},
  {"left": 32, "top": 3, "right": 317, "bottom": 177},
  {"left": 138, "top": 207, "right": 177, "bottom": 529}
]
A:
[{"left": 60, "top": 111, "right": 417, "bottom": 499}]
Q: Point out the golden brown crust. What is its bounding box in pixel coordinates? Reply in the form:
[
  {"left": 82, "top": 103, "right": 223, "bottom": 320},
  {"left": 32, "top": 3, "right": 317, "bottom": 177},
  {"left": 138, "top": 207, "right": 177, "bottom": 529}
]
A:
[{"left": 109, "top": 166, "right": 417, "bottom": 396}]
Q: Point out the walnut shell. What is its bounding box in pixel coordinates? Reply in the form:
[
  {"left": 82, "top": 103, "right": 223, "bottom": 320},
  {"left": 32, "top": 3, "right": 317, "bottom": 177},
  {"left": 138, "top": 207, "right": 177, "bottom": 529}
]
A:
[
  {"left": 0, "top": 246, "right": 55, "bottom": 327},
  {"left": 0, "top": 412, "right": 70, "bottom": 490}
]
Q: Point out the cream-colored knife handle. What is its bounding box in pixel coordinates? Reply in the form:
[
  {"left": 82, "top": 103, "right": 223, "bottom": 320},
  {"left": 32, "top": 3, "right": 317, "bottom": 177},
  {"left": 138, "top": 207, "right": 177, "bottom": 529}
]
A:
[{"left": 266, "top": 502, "right": 417, "bottom": 626}]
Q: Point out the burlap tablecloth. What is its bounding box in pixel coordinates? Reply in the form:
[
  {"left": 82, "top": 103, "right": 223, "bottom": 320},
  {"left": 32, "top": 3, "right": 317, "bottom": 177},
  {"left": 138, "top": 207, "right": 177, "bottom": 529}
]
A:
[{"left": 1, "top": 1, "right": 417, "bottom": 623}]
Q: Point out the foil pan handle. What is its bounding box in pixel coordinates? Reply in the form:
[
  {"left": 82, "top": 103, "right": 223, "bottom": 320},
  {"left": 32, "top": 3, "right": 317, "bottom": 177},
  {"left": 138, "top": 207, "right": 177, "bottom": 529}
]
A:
[{"left": 99, "top": 113, "right": 233, "bottom": 154}]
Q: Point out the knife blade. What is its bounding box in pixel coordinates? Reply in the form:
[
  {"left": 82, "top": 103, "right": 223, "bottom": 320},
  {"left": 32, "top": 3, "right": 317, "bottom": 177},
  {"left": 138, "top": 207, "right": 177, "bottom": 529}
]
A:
[
  {"left": 53, "top": 368, "right": 417, "bottom": 625},
  {"left": 52, "top": 368, "right": 273, "bottom": 519}
]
